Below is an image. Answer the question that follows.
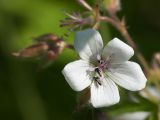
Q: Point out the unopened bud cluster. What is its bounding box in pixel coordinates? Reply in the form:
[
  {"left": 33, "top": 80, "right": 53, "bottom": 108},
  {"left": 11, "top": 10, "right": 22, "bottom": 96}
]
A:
[
  {"left": 13, "top": 34, "right": 66, "bottom": 62},
  {"left": 103, "top": 0, "right": 121, "bottom": 13},
  {"left": 60, "top": 12, "right": 93, "bottom": 31}
]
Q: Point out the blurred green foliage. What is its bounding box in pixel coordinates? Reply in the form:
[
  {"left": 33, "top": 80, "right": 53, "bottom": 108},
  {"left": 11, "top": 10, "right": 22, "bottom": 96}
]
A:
[{"left": 0, "top": 0, "right": 160, "bottom": 120}]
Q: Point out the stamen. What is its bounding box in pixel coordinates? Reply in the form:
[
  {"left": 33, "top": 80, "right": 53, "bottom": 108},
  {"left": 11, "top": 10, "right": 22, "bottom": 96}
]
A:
[
  {"left": 91, "top": 54, "right": 112, "bottom": 87},
  {"left": 95, "top": 67, "right": 102, "bottom": 77},
  {"left": 93, "top": 76, "right": 102, "bottom": 87},
  {"left": 96, "top": 55, "right": 112, "bottom": 71}
]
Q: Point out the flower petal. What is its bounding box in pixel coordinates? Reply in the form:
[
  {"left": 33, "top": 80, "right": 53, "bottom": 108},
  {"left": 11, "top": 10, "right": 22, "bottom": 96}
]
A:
[
  {"left": 62, "top": 60, "right": 92, "bottom": 91},
  {"left": 102, "top": 38, "right": 134, "bottom": 64},
  {"left": 74, "top": 29, "right": 103, "bottom": 62},
  {"left": 90, "top": 78, "right": 120, "bottom": 108},
  {"left": 108, "top": 61, "right": 147, "bottom": 91}
]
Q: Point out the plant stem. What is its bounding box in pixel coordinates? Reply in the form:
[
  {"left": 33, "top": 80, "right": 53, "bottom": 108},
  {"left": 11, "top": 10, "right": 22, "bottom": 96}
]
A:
[
  {"left": 92, "top": 108, "right": 95, "bottom": 120},
  {"left": 99, "top": 16, "right": 150, "bottom": 75},
  {"left": 143, "top": 88, "right": 159, "bottom": 105},
  {"left": 76, "top": 0, "right": 93, "bottom": 11}
]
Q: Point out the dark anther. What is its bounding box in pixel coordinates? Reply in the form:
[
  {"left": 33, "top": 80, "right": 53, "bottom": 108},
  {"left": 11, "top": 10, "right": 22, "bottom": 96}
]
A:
[
  {"left": 95, "top": 68, "right": 102, "bottom": 77},
  {"left": 93, "top": 77, "right": 102, "bottom": 86}
]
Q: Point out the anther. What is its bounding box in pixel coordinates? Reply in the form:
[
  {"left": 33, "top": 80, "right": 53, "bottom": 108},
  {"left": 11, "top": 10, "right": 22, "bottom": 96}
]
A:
[
  {"left": 95, "top": 67, "right": 102, "bottom": 77},
  {"left": 93, "top": 76, "right": 102, "bottom": 86}
]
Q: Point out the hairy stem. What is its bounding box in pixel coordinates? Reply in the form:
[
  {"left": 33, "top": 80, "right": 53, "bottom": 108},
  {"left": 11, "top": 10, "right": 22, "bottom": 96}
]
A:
[
  {"left": 143, "top": 88, "right": 159, "bottom": 105},
  {"left": 76, "top": 0, "right": 93, "bottom": 11}
]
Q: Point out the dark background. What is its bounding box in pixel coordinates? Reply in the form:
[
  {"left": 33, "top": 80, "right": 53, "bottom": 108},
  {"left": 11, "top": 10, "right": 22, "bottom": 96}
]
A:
[{"left": 0, "top": 0, "right": 160, "bottom": 120}]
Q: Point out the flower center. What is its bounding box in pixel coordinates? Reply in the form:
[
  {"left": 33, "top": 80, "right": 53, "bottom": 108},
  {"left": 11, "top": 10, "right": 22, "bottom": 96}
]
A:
[
  {"left": 92, "top": 55, "right": 111, "bottom": 87},
  {"left": 93, "top": 68, "right": 103, "bottom": 87}
]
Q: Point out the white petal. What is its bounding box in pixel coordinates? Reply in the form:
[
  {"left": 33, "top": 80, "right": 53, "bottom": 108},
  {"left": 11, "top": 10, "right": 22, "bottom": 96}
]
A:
[
  {"left": 114, "top": 112, "right": 150, "bottom": 120},
  {"left": 90, "top": 78, "right": 120, "bottom": 108},
  {"left": 102, "top": 38, "right": 134, "bottom": 64},
  {"left": 74, "top": 29, "right": 103, "bottom": 62},
  {"left": 62, "top": 60, "right": 92, "bottom": 91},
  {"left": 108, "top": 61, "right": 147, "bottom": 91}
]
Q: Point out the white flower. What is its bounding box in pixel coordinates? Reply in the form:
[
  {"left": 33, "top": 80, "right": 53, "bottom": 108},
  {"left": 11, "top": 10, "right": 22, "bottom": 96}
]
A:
[
  {"left": 62, "top": 29, "right": 147, "bottom": 108},
  {"left": 113, "top": 112, "right": 150, "bottom": 120}
]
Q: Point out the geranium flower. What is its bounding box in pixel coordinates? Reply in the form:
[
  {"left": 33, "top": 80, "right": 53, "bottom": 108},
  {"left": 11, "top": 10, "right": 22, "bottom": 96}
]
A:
[{"left": 62, "top": 29, "right": 147, "bottom": 108}]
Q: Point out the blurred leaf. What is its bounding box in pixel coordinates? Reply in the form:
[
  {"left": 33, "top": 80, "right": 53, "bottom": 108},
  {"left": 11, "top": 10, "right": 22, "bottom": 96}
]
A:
[
  {"left": 105, "top": 92, "right": 158, "bottom": 117},
  {"left": 72, "top": 106, "right": 93, "bottom": 120}
]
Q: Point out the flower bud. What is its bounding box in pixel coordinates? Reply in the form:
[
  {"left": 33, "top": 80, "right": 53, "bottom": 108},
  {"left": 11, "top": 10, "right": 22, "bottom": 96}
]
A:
[
  {"left": 60, "top": 12, "right": 94, "bottom": 31},
  {"left": 13, "top": 34, "right": 66, "bottom": 61},
  {"left": 47, "top": 50, "right": 56, "bottom": 60},
  {"left": 12, "top": 43, "right": 49, "bottom": 58},
  {"left": 33, "top": 33, "right": 60, "bottom": 43},
  {"left": 13, "top": 33, "right": 74, "bottom": 68},
  {"left": 151, "top": 52, "right": 160, "bottom": 71},
  {"left": 103, "top": 0, "right": 121, "bottom": 13}
]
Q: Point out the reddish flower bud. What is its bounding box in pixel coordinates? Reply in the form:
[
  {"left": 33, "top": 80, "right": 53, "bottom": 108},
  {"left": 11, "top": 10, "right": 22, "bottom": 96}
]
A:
[
  {"left": 13, "top": 34, "right": 67, "bottom": 62},
  {"left": 13, "top": 33, "right": 73, "bottom": 68},
  {"left": 103, "top": 0, "right": 121, "bottom": 13},
  {"left": 12, "top": 43, "right": 49, "bottom": 58},
  {"left": 33, "top": 33, "right": 60, "bottom": 43}
]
